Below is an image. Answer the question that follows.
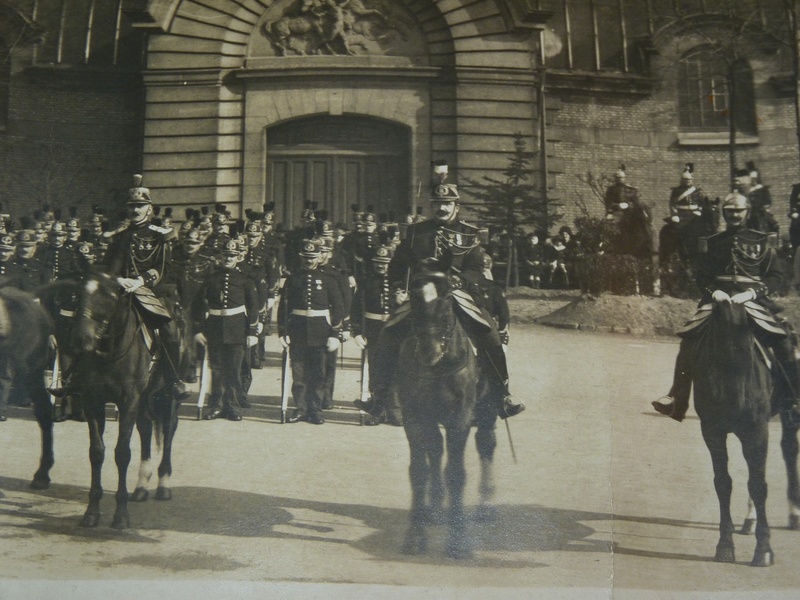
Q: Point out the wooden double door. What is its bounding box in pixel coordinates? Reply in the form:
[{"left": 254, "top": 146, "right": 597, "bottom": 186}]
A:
[{"left": 267, "top": 115, "right": 410, "bottom": 230}]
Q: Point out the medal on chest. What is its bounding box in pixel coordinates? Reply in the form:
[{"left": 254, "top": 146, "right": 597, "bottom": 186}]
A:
[{"left": 316, "top": 279, "right": 322, "bottom": 291}]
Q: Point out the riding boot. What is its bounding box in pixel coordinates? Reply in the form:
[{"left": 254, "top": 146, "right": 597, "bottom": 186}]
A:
[
  {"left": 155, "top": 326, "right": 191, "bottom": 402},
  {"left": 354, "top": 322, "right": 405, "bottom": 417},
  {"left": 652, "top": 340, "right": 692, "bottom": 422},
  {"left": 482, "top": 344, "right": 525, "bottom": 419}
]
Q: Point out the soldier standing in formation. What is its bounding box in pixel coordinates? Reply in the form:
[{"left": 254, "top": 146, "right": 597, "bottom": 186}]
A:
[
  {"left": 193, "top": 239, "right": 260, "bottom": 421},
  {"left": 351, "top": 240, "right": 402, "bottom": 426},
  {"left": 278, "top": 238, "right": 345, "bottom": 425}
]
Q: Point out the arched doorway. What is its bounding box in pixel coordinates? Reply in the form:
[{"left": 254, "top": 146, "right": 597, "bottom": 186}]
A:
[{"left": 267, "top": 115, "right": 410, "bottom": 230}]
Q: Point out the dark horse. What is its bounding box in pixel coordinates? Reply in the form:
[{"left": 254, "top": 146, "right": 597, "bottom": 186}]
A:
[
  {"left": 0, "top": 286, "right": 55, "bottom": 489},
  {"left": 71, "top": 271, "right": 181, "bottom": 528},
  {"left": 692, "top": 301, "right": 774, "bottom": 566},
  {"left": 395, "top": 272, "right": 496, "bottom": 559}
]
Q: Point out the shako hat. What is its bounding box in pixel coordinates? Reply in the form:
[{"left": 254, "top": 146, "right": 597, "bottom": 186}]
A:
[
  {"left": 127, "top": 174, "right": 152, "bottom": 204},
  {"left": 221, "top": 239, "right": 240, "bottom": 256},
  {"left": 299, "top": 238, "right": 321, "bottom": 257}
]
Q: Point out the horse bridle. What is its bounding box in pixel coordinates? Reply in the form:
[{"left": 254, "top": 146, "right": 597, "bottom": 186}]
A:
[{"left": 82, "top": 277, "right": 136, "bottom": 360}]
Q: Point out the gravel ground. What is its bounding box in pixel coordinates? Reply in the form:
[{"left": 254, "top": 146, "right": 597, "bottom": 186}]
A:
[{"left": 507, "top": 287, "right": 800, "bottom": 338}]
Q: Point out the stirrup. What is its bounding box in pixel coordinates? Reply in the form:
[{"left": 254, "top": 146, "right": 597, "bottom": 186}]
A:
[{"left": 499, "top": 394, "right": 525, "bottom": 419}]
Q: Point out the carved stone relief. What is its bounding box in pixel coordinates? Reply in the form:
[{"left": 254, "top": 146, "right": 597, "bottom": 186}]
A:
[{"left": 258, "top": 0, "right": 424, "bottom": 57}]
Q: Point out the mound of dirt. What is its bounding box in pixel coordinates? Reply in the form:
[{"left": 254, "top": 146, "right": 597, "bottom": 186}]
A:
[{"left": 508, "top": 288, "right": 800, "bottom": 338}]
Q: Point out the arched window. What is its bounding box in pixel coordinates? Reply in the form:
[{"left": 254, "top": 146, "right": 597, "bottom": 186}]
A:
[{"left": 677, "top": 49, "right": 757, "bottom": 135}]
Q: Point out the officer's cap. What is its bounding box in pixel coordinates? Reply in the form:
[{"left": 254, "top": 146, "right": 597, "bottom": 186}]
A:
[
  {"left": 245, "top": 221, "right": 261, "bottom": 235},
  {"left": 371, "top": 244, "right": 394, "bottom": 264},
  {"left": 722, "top": 192, "right": 749, "bottom": 211},
  {"left": 299, "top": 238, "right": 321, "bottom": 258},
  {"left": 78, "top": 242, "right": 94, "bottom": 257},
  {"left": 127, "top": 174, "right": 152, "bottom": 205},
  {"left": 66, "top": 218, "right": 80, "bottom": 232},
  {"left": 221, "top": 239, "right": 240, "bottom": 256},
  {"left": 0, "top": 234, "right": 14, "bottom": 250}
]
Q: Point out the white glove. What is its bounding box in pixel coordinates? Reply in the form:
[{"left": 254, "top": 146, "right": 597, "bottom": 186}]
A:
[
  {"left": 267, "top": 297, "right": 275, "bottom": 310},
  {"left": 340, "top": 330, "right": 351, "bottom": 342},
  {"left": 502, "top": 343, "right": 508, "bottom": 354},
  {"left": 117, "top": 276, "right": 142, "bottom": 292},
  {"left": 731, "top": 289, "right": 757, "bottom": 305},
  {"left": 256, "top": 322, "right": 264, "bottom": 335},
  {"left": 326, "top": 337, "right": 341, "bottom": 353},
  {"left": 279, "top": 336, "right": 291, "bottom": 349},
  {"left": 246, "top": 335, "right": 258, "bottom": 347},
  {"left": 194, "top": 332, "right": 207, "bottom": 346},
  {"left": 48, "top": 334, "right": 57, "bottom": 351},
  {"left": 395, "top": 290, "right": 409, "bottom": 304},
  {"left": 711, "top": 290, "right": 731, "bottom": 304},
  {"left": 618, "top": 202, "right": 629, "bottom": 210},
  {"left": 354, "top": 334, "right": 367, "bottom": 350},
  {"left": 348, "top": 275, "right": 357, "bottom": 289},
  {"left": 793, "top": 213, "right": 799, "bottom": 220}
]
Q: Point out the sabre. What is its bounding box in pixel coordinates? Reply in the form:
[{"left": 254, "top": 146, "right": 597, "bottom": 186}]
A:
[
  {"left": 504, "top": 418, "right": 518, "bottom": 464},
  {"left": 357, "top": 348, "right": 369, "bottom": 426},
  {"left": 280, "top": 347, "right": 291, "bottom": 423},
  {"left": 48, "top": 341, "right": 60, "bottom": 407},
  {"left": 196, "top": 346, "right": 211, "bottom": 420}
]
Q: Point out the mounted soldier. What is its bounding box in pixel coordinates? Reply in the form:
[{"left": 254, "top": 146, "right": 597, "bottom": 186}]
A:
[
  {"left": 356, "top": 160, "right": 525, "bottom": 422},
  {"left": 74, "top": 174, "right": 191, "bottom": 403},
  {"left": 653, "top": 191, "right": 800, "bottom": 423},
  {"left": 737, "top": 162, "right": 778, "bottom": 234}
]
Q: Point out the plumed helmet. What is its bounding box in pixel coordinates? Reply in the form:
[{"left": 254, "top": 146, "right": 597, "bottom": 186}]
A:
[
  {"left": 681, "top": 163, "right": 694, "bottom": 181},
  {"left": 429, "top": 160, "right": 459, "bottom": 202},
  {"left": 127, "top": 174, "right": 152, "bottom": 204},
  {"left": 615, "top": 163, "right": 626, "bottom": 179}
]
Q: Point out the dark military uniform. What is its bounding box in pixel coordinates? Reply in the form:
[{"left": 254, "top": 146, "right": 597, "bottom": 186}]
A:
[
  {"left": 194, "top": 259, "right": 259, "bottom": 420},
  {"left": 170, "top": 240, "right": 215, "bottom": 381},
  {"left": 604, "top": 181, "right": 641, "bottom": 216},
  {"left": 660, "top": 225, "right": 799, "bottom": 418},
  {"left": 5, "top": 254, "right": 44, "bottom": 293},
  {"left": 669, "top": 183, "right": 707, "bottom": 217},
  {"left": 278, "top": 264, "right": 345, "bottom": 422},
  {"left": 747, "top": 184, "right": 779, "bottom": 233},
  {"left": 319, "top": 253, "right": 352, "bottom": 410}
]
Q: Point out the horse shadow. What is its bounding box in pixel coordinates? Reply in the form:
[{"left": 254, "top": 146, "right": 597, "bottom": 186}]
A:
[{"left": 0, "top": 475, "right": 727, "bottom": 567}]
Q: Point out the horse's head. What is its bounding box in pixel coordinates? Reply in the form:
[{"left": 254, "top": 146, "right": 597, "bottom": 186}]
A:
[
  {"left": 408, "top": 272, "right": 456, "bottom": 367},
  {"left": 76, "top": 270, "right": 123, "bottom": 353}
]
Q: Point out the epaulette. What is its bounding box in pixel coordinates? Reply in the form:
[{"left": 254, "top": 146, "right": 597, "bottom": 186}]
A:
[
  {"left": 458, "top": 220, "right": 481, "bottom": 232},
  {"left": 148, "top": 223, "right": 172, "bottom": 235}
]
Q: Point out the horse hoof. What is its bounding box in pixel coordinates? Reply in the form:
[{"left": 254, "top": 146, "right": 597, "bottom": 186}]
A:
[
  {"left": 129, "top": 487, "right": 149, "bottom": 502},
  {"left": 714, "top": 544, "right": 735, "bottom": 563},
  {"left": 474, "top": 504, "right": 499, "bottom": 523},
  {"left": 155, "top": 486, "right": 172, "bottom": 501},
  {"left": 29, "top": 477, "right": 50, "bottom": 490},
  {"left": 111, "top": 514, "right": 130, "bottom": 530},
  {"left": 789, "top": 515, "right": 800, "bottom": 531},
  {"left": 740, "top": 518, "right": 755, "bottom": 535},
  {"left": 750, "top": 549, "right": 775, "bottom": 567},
  {"left": 80, "top": 513, "right": 100, "bottom": 528}
]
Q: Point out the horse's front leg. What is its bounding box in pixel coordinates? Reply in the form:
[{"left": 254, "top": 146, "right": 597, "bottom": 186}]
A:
[
  {"left": 81, "top": 403, "right": 106, "bottom": 527},
  {"left": 780, "top": 412, "right": 800, "bottom": 530},
  {"left": 427, "top": 426, "right": 445, "bottom": 525},
  {"left": 111, "top": 399, "right": 139, "bottom": 529},
  {"left": 701, "top": 423, "right": 735, "bottom": 563},
  {"left": 474, "top": 407, "right": 498, "bottom": 523},
  {"left": 130, "top": 408, "right": 153, "bottom": 503},
  {"left": 444, "top": 426, "right": 472, "bottom": 559},
  {"left": 401, "top": 420, "right": 432, "bottom": 555},
  {"left": 29, "top": 375, "right": 54, "bottom": 490},
  {"left": 156, "top": 393, "right": 180, "bottom": 501},
  {"left": 741, "top": 423, "right": 774, "bottom": 567}
]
